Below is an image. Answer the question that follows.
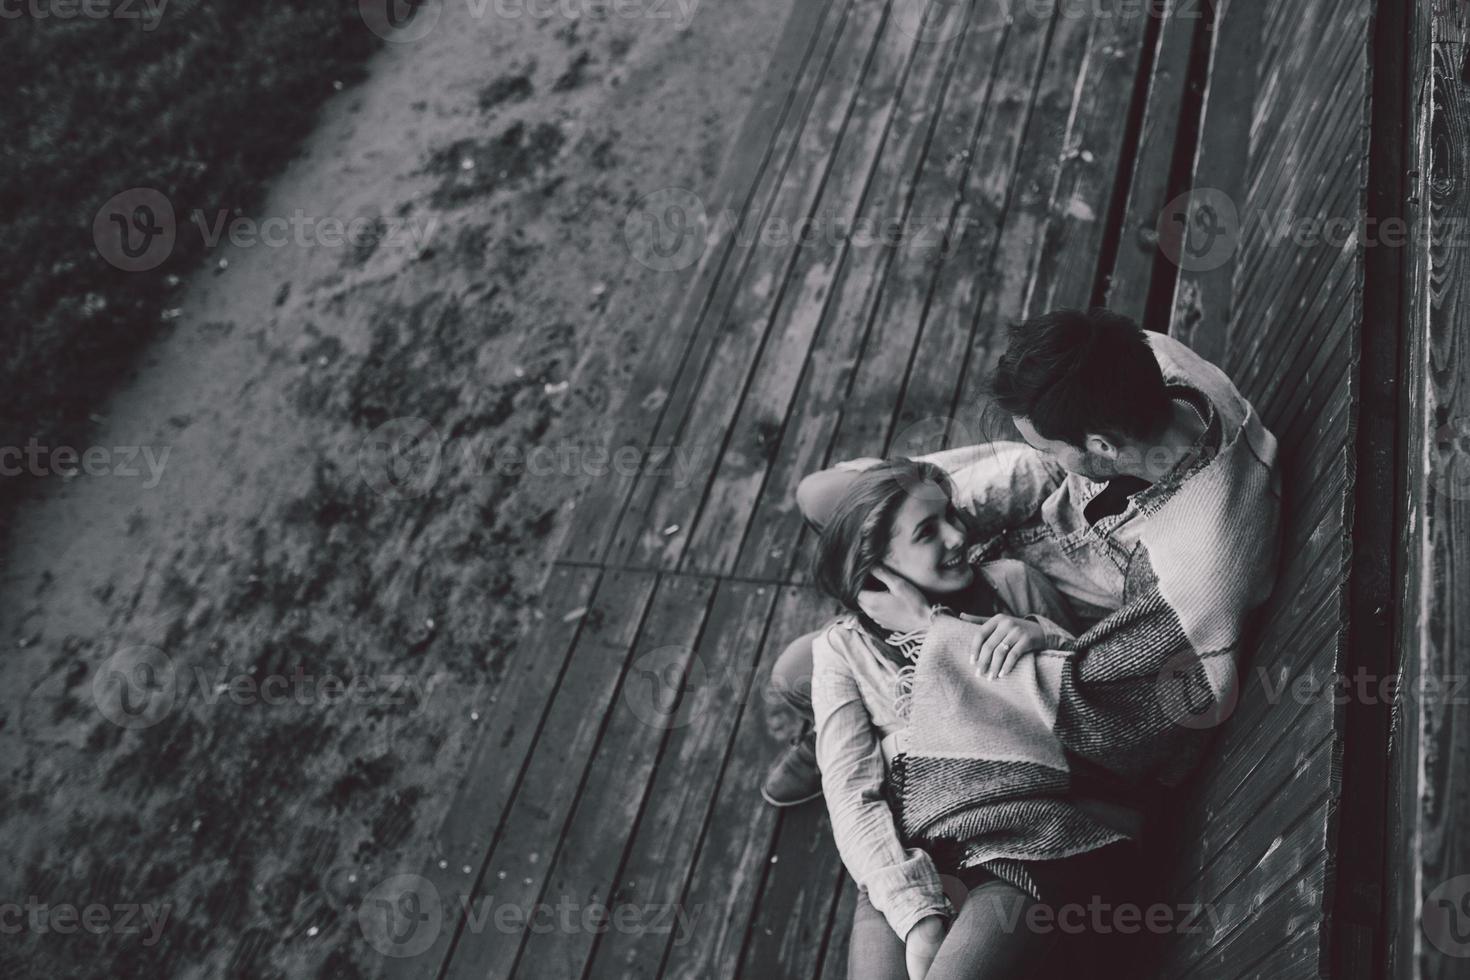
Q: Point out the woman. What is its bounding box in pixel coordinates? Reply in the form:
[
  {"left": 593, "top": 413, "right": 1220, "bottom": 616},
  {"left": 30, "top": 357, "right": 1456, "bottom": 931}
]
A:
[{"left": 809, "top": 458, "right": 1142, "bottom": 980}]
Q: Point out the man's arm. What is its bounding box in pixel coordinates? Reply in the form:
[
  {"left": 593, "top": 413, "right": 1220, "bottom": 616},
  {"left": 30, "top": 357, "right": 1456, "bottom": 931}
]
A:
[{"left": 796, "top": 442, "right": 1062, "bottom": 536}]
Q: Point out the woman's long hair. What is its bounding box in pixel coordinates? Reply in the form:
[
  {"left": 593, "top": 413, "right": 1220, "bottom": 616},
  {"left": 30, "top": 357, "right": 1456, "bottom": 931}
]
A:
[{"left": 811, "top": 457, "right": 955, "bottom": 618}]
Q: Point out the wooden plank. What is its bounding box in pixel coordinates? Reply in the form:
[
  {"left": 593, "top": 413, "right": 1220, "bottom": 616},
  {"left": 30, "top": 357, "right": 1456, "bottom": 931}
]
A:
[
  {"left": 816, "top": 877, "right": 860, "bottom": 980},
  {"left": 679, "top": 0, "right": 989, "bottom": 577},
  {"left": 878, "top": 4, "right": 1059, "bottom": 455},
  {"left": 1167, "top": 722, "right": 1336, "bottom": 902},
  {"left": 379, "top": 564, "right": 602, "bottom": 980},
  {"left": 558, "top": 0, "right": 849, "bottom": 565},
  {"left": 659, "top": 586, "right": 839, "bottom": 980},
  {"left": 946, "top": 4, "right": 1106, "bottom": 441},
  {"left": 736, "top": 804, "right": 847, "bottom": 980},
  {"left": 1021, "top": 6, "right": 1152, "bottom": 317},
  {"left": 1174, "top": 856, "right": 1328, "bottom": 980},
  {"left": 1167, "top": 0, "right": 1265, "bottom": 362},
  {"left": 736, "top": 3, "right": 1059, "bottom": 583},
  {"left": 1230, "top": 14, "right": 1366, "bottom": 291},
  {"left": 600, "top": 0, "right": 908, "bottom": 570},
  {"left": 1172, "top": 784, "right": 1331, "bottom": 947},
  {"left": 1384, "top": 3, "right": 1470, "bottom": 979},
  {"left": 1104, "top": 0, "right": 1203, "bottom": 324},
  {"left": 488, "top": 574, "right": 721, "bottom": 980},
  {"left": 434, "top": 570, "right": 661, "bottom": 979},
  {"left": 782, "top": 0, "right": 1093, "bottom": 587},
  {"left": 576, "top": 579, "right": 780, "bottom": 980}
]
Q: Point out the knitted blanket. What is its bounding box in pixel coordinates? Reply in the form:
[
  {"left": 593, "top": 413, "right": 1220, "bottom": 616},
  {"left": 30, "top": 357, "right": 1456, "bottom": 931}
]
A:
[{"left": 891, "top": 398, "right": 1281, "bottom": 898}]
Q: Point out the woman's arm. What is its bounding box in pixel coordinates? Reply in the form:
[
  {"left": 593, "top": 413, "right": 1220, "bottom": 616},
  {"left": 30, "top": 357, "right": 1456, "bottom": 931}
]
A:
[{"left": 810, "top": 629, "right": 952, "bottom": 942}]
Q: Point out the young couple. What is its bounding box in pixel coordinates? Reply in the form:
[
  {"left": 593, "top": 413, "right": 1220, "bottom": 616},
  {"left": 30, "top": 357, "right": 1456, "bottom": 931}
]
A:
[{"left": 760, "top": 308, "right": 1282, "bottom": 979}]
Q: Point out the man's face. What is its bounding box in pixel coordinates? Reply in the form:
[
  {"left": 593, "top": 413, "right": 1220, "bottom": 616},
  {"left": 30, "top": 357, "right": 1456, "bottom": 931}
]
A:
[{"left": 1012, "top": 416, "right": 1115, "bottom": 481}]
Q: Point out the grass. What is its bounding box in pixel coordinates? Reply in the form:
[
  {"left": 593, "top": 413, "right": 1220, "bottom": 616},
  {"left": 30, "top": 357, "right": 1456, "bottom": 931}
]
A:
[{"left": 0, "top": 0, "right": 381, "bottom": 508}]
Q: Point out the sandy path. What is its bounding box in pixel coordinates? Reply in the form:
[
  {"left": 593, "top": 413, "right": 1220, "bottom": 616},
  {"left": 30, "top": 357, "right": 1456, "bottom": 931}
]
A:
[{"left": 0, "top": 0, "right": 792, "bottom": 975}]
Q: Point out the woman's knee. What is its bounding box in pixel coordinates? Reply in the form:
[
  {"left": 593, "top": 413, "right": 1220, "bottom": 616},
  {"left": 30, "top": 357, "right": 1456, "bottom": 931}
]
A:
[{"left": 768, "top": 630, "right": 819, "bottom": 714}]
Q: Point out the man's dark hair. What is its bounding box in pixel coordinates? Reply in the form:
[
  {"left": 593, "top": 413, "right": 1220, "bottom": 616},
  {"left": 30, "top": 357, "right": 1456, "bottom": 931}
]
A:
[{"left": 991, "top": 307, "right": 1172, "bottom": 447}]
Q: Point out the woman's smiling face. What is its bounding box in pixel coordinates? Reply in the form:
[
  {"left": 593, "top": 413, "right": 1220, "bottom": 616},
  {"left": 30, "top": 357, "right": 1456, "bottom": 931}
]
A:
[{"left": 882, "top": 483, "right": 973, "bottom": 597}]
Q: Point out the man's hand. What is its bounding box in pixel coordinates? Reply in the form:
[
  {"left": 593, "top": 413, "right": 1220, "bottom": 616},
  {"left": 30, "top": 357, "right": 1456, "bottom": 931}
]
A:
[
  {"left": 904, "top": 914, "right": 946, "bottom": 980},
  {"left": 972, "top": 614, "right": 1048, "bottom": 678},
  {"left": 858, "top": 567, "right": 932, "bottom": 634}
]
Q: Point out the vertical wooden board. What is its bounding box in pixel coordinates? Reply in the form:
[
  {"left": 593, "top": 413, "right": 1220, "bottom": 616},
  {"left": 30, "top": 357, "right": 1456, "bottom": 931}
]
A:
[
  {"left": 558, "top": 0, "right": 849, "bottom": 565},
  {"left": 946, "top": 4, "right": 1098, "bottom": 435},
  {"left": 1176, "top": 858, "right": 1328, "bottom": 980},
  {"left": 1020, "top": 5, "right": 1152, "bottom": 319},
  {"left": 880, "top": 4, "right": 1058, "bottom": 454},
  {"left": 1167, "top": 0, "right": 1267, "bottom": 361},
  {"left": 735, "top": 5, "right": 1058, "bottom": 583},
  {"left": 600, "top": 0, "right": 903, "bottom": 569},
  {"left": 1230, "top": 5, "right": 1364, "bottom": 276},
  {"left": 378, "top": 564, "right": 602, "bottom": 980},
  {"left": 735, "top": 804, "right": 847, "bottom": 980},
  {"left": 618, "top": 0, "right": 931, "bottom": 571},
  {"left": 1165, "top": 727, "right": 1335, "bottom": 909},
  {"left": 1106, "top": 2, "right": 1203, "bottom": 323},
  {"left": 816, "top": 876, "right": 860, "bottom": 980},
  {"left": 827, "top": 5, "right": 1085, "bottom": 466},
  {"left": 682, "top": 0, "right": 996, "bottom": 578},
  {"left": 433, "top": 570, "right": 660, "bottom": 980},
  {"left": 1168, "top": 787, "right": 1331, "bottom": 956},
  {"left": 806, "top": 0, "right": 1097, "bottom": 515},
  {"left": 500, "top": 574, "right": 721, "bottom": 980},
  {"left": 1388, "top": 5, "right": 1470, "bottom": 980},
  {"left": 659, "top": 586, "right": 840, "bottom": 980},
  {"left": 571, "top": 579, "right": 779, "bottom": 980}
]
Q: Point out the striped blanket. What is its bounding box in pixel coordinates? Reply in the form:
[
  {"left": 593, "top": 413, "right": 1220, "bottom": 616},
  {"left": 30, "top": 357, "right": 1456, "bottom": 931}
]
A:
[{"left": 890, "top": 401, "right": 1281, "bottom": 898}]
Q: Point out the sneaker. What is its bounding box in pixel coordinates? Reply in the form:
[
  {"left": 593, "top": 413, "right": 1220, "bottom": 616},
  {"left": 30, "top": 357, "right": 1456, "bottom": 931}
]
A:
[{"left": 760, "top": 732, "right": 822, "bottom": 807}]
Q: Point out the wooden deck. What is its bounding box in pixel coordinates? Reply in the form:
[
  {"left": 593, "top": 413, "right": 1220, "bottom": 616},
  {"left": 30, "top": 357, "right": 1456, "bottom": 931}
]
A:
[{"left": 379, "top": 0, "right": 1394, "bottom": 976}]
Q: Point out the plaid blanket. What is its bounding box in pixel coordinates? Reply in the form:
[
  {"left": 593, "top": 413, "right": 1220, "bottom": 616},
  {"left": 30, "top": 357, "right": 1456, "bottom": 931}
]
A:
[{"left": 891, "top": 399, "right": 1281, "bottom": 898}]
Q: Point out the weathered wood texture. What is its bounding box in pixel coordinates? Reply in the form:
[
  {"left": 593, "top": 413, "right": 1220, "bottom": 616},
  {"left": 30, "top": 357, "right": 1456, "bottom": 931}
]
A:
[
  {"left": 1152, "top": 0, "right": 1377, "bottom": 978},
  {"left": 1386, "top": 2, "right": 1470, "bottom": 979}
]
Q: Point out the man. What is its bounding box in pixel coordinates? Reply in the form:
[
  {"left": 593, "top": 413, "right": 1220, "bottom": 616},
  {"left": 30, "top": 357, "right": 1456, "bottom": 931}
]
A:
[{"left": 761, "top": 306, "right": 1281, "bottom": 807}]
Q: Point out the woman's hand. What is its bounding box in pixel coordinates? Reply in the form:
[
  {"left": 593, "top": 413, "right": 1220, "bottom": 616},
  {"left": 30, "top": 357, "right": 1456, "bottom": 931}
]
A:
[
  {"left": 904, "top": 914, "right": 947, "bottom": 980},
  {"left": 972, "top": 614, "right": 1048, "bottom": 678},
  {"left": 858, "top": 567, "right": 932, "bottom": 634}
]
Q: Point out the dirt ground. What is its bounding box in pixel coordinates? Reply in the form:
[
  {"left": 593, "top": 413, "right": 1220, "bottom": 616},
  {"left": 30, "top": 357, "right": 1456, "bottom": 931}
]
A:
[{"left": 0, "top": 0, "right": 793, "bottom": 975}]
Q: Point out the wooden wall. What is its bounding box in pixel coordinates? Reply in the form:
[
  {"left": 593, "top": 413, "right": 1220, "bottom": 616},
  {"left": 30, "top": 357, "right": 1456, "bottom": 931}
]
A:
[
  {"left": 1150, "top": 0, "right": 1379, "bottom": 976},
  {"left": 1386, "top": 2, "right": 1470, "bottom": 979}
]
